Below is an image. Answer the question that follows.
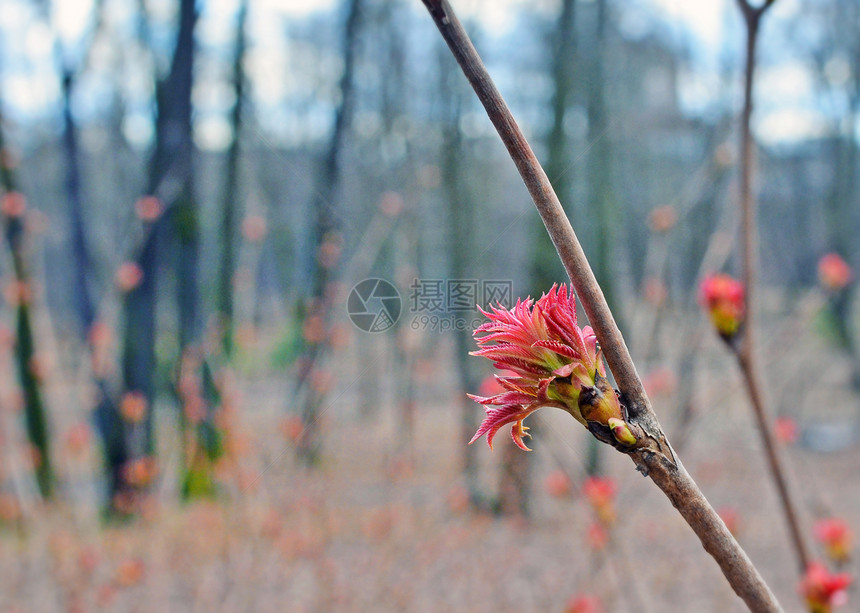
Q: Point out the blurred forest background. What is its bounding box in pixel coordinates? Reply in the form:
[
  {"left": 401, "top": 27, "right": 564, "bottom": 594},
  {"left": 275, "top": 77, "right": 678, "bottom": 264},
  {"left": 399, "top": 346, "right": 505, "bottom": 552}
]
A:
[{"left": 0, "top": 0, "right": 859, "bottom": 610}]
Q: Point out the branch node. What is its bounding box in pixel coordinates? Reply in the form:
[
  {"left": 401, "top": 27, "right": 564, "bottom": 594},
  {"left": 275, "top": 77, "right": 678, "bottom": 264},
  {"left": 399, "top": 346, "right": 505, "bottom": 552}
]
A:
[
  {"left": 633, "top": 450, "right": 651, "bottom": 477},
  {"left": 422, "top": 0, "right": 450, "bottom": 23}
]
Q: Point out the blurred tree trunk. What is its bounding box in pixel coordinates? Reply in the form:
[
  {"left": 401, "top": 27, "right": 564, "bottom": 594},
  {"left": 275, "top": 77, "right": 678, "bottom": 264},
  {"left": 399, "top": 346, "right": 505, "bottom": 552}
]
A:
[
  {"left": 166, "top": 0, "right": 198, "bottom": 353},
  {"left": 494, "top": 0, "right": 583, "bottom": 518},
  {"left": 583, "top": 0, "right": 617, "bottom": 476},
  {"left": 378, "top": 5, "right": 418, "bottom": 461},
  {"left": 162, "top": 0, "right": 224, "bottom": 500},
  {"left": 439, "top": 80, "right": 484, "bottom": 507},
  {"left": 800, "top": 0, "right": 860, "bottom": 408},
  {"left": 295, "top": 0, "right": 363, "bottom": 465},
  {"left": 0, "top": 108, "right": 53, "bottom": 499},
  {"left": 825, "top": 139, "right": 860, "bottom": 391},
  {"left": 824, "top": 0, "right": 860, "bottom": 393},
  {"left": 520, "top": 0, "right": 579, "bottom": 502},
  {"left": 179, "top": 1, "right": 248, "bottom": 499},
  {"left": 115, "top": 0, "right": 198, "bottom": 512},
  {"left": 392, "top": 219, "right": 417, "bottom": 461},
  {"left": 61, "top": 71, "right": 96, "bottom": 335},
  {"left": 217, "top": 0, "right": 248, "bottom": 360},
  {"left": 532, "top": 0, "right": 576, "bottom": 293},
  {"left": 585, "top": 0, "right": 618, "bottom": 327},
  {"left": 59, "top": 68, "right": 128, "bottom": 506}
]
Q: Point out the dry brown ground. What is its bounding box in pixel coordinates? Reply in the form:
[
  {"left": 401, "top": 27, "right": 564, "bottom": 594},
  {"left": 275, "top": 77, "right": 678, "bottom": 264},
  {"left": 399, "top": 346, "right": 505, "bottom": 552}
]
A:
[{"left": 0, "top": 309, "right": 858, "bottom": 612}]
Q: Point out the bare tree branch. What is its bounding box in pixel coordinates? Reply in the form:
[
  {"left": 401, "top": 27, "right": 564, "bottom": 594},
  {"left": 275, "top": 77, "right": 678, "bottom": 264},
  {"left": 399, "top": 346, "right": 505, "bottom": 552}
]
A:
[
  {"left": 733, "top": 0, "right": 812, "bottom": 572},
  {"left": 735, "top": 0, "right": 778, "bottom": 20},
  {"left": 419, "top": 1, "right": 783, "bottom": 610}
]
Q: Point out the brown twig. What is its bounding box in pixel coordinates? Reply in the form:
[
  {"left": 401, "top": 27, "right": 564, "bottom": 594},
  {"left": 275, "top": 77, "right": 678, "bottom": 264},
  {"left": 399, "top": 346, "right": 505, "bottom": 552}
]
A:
[
  {"left": 733, "top": 0, "right": 812, "bottom": 572},
  {"left": 420, "top": 1, "right": 782, "bottom": 610},
  {"left": 735, "top": 351, "right": 811, "bottom": 568}
]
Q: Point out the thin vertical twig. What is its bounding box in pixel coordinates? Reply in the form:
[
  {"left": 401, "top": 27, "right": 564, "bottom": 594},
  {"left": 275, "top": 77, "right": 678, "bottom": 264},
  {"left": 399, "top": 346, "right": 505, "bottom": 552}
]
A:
[
  {"left": 419, "top": 1, "right": 782, "bottom": 610},
  {"left": 734, "top": 0, "right": 812, "bottom": 572}
]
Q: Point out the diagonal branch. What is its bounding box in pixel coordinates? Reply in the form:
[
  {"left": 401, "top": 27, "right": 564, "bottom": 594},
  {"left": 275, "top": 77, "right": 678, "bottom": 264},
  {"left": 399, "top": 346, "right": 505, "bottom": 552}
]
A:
[
  {"left": 733, "top": 0, "right": 812, "bottom": 572},
  {"left": 420, "top": 1, "right": 783, "bottom": 611},
  {"left": 735, "top": 0, "right": 777, "bottom": 21}
]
